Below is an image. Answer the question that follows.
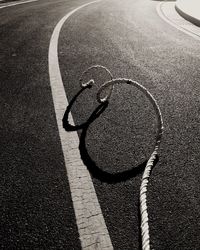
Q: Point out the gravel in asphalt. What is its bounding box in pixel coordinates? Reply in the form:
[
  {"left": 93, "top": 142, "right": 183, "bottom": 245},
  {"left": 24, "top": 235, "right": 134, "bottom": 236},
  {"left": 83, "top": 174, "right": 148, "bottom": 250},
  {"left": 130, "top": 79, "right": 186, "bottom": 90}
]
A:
[{"left": 1, "top": 0, "right": 200, "bottom": 249}]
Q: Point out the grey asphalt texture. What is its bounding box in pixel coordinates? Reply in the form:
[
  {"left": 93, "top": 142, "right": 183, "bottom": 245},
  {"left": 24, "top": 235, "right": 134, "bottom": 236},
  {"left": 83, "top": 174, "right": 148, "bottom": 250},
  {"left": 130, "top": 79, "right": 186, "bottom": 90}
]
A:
[
  {"left": 1, "top": 0, "right": 200, "bottom": 249},
  {"left": 0, "top": 0, "right": 88, "bottom": 249}
]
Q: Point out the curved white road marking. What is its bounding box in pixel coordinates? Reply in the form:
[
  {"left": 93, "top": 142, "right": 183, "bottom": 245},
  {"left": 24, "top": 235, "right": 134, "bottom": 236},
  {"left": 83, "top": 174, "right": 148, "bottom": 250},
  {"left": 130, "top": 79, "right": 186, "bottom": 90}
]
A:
[
  {"left": 0, "top": 0, "right": 38, "bottom": 9},
  {"left": 157, "top": 2, "right": 200, "bottom": 41},
  {"left": 48, "top": 1, "right": 113, "bottom": 249}
]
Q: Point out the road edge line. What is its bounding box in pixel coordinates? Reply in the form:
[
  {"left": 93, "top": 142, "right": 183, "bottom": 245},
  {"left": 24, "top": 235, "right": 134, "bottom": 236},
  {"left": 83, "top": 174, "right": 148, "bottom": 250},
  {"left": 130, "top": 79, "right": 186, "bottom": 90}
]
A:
[
  {"left": 156, "top": 2, "right": 200, "bottom": 42},
  {"left": 48, "top": 1, "right": 113, "bottom": 249},
  {"left": 0, "top": 0, "right": 38, "bottom": 9}
]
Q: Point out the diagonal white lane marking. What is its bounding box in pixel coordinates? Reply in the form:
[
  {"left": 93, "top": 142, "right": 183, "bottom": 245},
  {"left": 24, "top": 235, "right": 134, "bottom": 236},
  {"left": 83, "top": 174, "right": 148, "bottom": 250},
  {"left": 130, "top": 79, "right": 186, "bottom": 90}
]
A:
[
  {"left": 0, "top": 0, "right": 38, "bottom": 9},
  {"left": 48, "top": 1, "right": 113, "bottom": 249},
  {"left": 157, "top": 2, "right": 200, "bottom": 42}
]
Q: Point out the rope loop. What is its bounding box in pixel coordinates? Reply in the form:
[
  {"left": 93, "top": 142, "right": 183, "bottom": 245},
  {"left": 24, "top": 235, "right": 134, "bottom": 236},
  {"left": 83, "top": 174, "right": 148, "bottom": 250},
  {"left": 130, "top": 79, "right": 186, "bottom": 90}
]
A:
[
  {"left": 97, "top": 78, "right": 164, "bottom": 141},
  {"left": 79, "top": 65, "right": 115, "bottom": 102},
  {"left": 74, "top": 65, "right": 164, "bottom": 250},
  {"left": 97, "top": 76, "right": 163, "bottom": 250}
]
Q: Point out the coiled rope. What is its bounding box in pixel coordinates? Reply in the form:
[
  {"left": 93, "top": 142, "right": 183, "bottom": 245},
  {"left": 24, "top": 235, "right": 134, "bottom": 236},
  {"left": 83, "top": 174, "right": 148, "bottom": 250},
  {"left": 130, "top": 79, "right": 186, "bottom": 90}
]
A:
[{"left": 79, "top": 65, "right": 164, "bottom": 250}]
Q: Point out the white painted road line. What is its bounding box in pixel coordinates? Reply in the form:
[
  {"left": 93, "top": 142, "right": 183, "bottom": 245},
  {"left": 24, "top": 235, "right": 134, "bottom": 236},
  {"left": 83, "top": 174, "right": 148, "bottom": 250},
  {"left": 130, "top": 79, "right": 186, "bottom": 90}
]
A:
[
  {"left": 157, "top": 2, "right": 200, "bottom": 42},
  {"left": 48, "top": 1, "right": 113, "bottom": 249},
  {"left": 0, "top": 0, "right": 38, "bottom": 9}
]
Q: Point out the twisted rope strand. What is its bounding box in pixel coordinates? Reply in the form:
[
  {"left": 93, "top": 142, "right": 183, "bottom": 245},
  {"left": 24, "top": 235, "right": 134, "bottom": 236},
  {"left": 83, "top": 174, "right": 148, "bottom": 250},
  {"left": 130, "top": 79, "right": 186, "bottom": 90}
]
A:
[
  {"left": 79, "top": 65, "right": 113, "bottom": 89},
  {"left": 97, "top": 77, "right": 163, "bottom": 250},
  {"left": 77, "top": 67, "right": 164, "bottom": 250}
]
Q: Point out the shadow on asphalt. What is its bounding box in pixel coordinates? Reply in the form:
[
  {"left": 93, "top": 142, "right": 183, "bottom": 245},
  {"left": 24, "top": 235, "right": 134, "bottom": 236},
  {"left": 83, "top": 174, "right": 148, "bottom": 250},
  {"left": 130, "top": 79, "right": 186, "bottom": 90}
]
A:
[
  {"left": 62, "top": 87, "right": 91, "bottom": 131},
  {"left": 63, "top": 87, "right": 159, "bottom": 184}
]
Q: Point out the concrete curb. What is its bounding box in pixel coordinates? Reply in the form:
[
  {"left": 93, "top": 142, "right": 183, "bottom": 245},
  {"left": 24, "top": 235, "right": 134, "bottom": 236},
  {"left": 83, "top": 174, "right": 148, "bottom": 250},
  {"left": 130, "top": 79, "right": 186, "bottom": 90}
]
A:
[{"left": 175, "top": 0, "right": 200, "bottom": 27}]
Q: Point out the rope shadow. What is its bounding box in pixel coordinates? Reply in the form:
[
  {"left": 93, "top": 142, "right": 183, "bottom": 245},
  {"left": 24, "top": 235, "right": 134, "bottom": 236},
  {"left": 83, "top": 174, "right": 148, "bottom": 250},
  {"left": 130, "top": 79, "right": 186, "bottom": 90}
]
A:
[
  {"left": 62, "top": 86, "right": 92, "bottom": 131},
  {"left": 80, "top": 121, "right": 159, "bottom": 183},
  {"left": 63, "top": 89, "right": 159, "bottom": 184}
]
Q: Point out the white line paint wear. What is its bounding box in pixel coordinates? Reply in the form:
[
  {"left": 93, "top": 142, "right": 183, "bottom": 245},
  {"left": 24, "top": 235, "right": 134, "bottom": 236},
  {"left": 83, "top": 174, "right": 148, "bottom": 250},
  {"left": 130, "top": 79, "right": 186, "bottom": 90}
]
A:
[
  {"left": 0, "top": 0, "right": 38, "bottom": 9},
  {"left": 157, "top": 2, "right": 200, "bottom": 41},
  {"left": 48, "top": 1, "right": 113, "bottom": 249}
]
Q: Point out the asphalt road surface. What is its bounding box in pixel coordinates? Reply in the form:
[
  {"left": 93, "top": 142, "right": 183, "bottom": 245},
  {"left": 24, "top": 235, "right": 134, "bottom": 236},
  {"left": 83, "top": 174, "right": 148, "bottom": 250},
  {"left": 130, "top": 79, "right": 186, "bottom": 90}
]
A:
[{"left": 0, "top": 0, "right": 200, "bottom": 249}]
